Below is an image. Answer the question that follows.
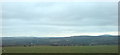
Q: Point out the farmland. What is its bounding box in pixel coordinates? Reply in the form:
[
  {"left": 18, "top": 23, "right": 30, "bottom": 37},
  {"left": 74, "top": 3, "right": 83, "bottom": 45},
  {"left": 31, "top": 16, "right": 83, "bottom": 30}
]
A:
[{"left": 2, "top": 45, "right": 118, "bottom": 53}]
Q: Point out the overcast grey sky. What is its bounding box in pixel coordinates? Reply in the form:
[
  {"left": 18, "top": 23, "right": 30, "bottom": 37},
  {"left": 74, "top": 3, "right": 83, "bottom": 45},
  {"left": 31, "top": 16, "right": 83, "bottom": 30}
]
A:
[{"left": 2, "top": 2, "right": 118, "bottom": 37}]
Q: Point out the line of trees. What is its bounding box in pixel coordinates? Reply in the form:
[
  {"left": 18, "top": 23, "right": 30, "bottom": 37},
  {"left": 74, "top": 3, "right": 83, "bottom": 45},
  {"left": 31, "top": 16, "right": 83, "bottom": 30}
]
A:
[{"left": 2, "top": 36, "right": 119, "bottom": 47}]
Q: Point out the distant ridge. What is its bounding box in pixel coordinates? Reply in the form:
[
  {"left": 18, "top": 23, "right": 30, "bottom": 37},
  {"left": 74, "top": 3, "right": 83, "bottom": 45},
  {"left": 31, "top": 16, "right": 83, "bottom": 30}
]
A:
[
  {"left": 2, "top": 34, "right": 118, "bottom": 46},
  {"left": 2, "top": 34, "right": 118, "bottom": 38},
  {"left": 99, "top": 34, "right": 113, "bottom": 36}
]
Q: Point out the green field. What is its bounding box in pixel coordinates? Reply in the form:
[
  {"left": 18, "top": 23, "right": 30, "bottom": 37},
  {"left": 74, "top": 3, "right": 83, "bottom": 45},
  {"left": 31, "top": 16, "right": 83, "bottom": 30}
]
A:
[{"left": 3, "top": 45, "right": 118, "bottom": 53}]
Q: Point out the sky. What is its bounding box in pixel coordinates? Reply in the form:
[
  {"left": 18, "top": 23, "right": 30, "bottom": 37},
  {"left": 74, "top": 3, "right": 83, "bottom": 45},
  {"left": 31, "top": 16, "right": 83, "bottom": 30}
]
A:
[{"left": 2, "top": 2, "right": 118, "bottom": 37}]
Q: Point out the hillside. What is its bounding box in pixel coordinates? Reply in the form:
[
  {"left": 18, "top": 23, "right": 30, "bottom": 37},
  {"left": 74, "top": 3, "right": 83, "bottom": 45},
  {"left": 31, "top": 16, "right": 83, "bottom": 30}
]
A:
[{"left": 2, "top": 35, "right": 119, "bottom": 46}]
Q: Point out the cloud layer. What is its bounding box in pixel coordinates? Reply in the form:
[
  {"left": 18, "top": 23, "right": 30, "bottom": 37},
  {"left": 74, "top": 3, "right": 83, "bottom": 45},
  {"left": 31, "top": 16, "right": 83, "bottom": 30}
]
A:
[{"left": 2, "top": 2, "right": 118, "bottom": 37}]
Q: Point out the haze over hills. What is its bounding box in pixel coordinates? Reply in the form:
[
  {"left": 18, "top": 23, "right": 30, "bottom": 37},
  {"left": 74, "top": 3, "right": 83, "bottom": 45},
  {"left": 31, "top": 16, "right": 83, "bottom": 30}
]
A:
[
  {"left": 2, "top": 34, "right": 118, "bottom": 37},
  {"left": 2, "top": 35, "right": 119, "bottom": 47}
]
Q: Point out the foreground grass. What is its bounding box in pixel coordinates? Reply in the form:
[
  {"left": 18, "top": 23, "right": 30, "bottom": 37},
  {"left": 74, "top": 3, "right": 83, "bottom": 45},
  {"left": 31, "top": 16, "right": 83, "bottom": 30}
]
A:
[{"left": 3, "top": 45, "right": 118, "bottom": 53}]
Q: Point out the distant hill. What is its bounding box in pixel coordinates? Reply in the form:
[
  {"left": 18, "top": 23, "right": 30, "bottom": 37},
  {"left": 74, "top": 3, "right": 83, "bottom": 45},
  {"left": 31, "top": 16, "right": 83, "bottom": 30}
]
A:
[
  {"left": 99, "top": 34, "right": 114, "bottom": 37},
  {"left": 2, "top": 35, "right": 119, "bottom": 46}
]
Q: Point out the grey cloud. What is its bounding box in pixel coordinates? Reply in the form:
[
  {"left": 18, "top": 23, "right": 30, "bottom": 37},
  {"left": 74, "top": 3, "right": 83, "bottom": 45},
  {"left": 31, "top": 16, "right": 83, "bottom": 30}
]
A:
[
  {"left": 2, "top": 2, "right": 118, "bottom": 37},
  {"left": 3, "top": 2, "right": 117, "bottom": 26}
]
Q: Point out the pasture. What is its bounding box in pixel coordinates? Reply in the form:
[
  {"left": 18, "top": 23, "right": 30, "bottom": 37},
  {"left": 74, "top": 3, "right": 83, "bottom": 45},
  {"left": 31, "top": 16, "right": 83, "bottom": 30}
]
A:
[{"left": 2, "top": 45, "right": 118, "bottom": 53}]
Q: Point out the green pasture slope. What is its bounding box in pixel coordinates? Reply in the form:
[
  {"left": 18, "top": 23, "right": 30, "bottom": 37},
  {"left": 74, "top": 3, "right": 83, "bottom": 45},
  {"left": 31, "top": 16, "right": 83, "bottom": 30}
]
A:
[{"left": 3, "top": 45, "right": 118, "bottom": 53}]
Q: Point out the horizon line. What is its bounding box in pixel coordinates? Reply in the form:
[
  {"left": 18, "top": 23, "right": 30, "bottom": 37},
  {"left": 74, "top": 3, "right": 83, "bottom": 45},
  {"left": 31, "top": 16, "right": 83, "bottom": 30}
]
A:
[{"left": 1, "top": 34, "right": 119, "bottom": 37}]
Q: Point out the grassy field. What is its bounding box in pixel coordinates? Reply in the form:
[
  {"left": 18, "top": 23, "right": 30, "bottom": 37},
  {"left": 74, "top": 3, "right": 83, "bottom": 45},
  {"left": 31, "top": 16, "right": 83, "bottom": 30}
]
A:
[{"left": 2, "top": 45, "right": 118, "bottom": 53}]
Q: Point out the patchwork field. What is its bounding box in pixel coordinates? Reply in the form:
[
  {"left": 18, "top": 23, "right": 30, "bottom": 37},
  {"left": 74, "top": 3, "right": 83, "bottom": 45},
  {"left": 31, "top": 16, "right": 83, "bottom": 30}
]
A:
[{"left": 2, "top": 45, "right": 118, "bottom": 53}]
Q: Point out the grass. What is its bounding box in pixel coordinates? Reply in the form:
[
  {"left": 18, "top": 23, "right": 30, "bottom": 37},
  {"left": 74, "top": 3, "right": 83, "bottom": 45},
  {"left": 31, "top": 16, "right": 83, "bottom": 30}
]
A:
[{"left": 3, "top": 45, "right": 118, "bottom": 53}]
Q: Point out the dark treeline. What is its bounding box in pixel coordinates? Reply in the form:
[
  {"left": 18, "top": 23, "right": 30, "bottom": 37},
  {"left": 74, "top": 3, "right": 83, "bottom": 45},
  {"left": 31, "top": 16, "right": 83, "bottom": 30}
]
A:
[{"left": 2, "top": 35, "right": 119, "bottom": 47}]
